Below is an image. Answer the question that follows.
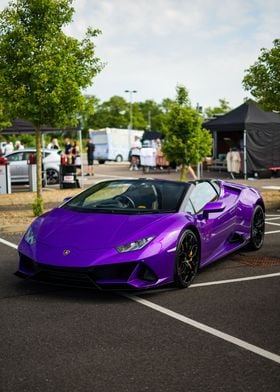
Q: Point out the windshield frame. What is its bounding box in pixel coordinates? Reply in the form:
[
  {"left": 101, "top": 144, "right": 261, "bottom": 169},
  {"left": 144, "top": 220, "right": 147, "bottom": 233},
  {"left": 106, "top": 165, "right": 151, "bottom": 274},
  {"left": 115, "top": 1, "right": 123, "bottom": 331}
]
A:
[{"left": 61, "top": 179, "right": 190, "bottom": 214}]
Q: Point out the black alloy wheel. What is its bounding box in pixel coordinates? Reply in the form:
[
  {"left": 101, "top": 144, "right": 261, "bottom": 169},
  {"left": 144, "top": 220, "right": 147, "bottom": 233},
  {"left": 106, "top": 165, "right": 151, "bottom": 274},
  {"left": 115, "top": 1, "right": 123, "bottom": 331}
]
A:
[
  {"left": 174, "top": 229, "right": 200, "bottom": 288},
  {"left": 248, "top": 205, "right": 265, "bottom": 250},
  {"left": 46, "top": 168, "right": 59, "bottom": 185}
]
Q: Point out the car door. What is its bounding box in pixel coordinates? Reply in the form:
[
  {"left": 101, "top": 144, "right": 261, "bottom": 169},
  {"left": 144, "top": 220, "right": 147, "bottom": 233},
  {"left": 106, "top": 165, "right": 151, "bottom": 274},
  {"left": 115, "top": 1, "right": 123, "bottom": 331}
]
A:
[
  {"left": 185, "top": 181, "right": 236, "bottom": 264},
  {"left": 6, "top": 151, "right": 25, "bottom": 182},
  {"left": 6, "top": 151, "right": 33, "bottom": 182},
  {"left": 20, "top": 151, "right": 33, "bottom": 180}
]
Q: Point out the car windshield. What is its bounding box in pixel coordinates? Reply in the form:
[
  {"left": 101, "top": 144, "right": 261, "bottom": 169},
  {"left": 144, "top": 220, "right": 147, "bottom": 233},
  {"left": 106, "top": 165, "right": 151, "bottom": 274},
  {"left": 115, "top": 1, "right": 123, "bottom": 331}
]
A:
[{"left": 62, "top": 179, "right": 189, "bottom": 213}]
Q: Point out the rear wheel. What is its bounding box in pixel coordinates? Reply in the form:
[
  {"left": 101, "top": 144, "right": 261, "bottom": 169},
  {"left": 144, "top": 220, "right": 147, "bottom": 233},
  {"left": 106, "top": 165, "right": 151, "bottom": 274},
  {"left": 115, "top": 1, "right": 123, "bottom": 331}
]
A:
[
  {"left": 174, "top": 229, "right": 200, "bottom": 288},
  {"left": 247, "top": 205, "right": 265, "bottom": 250},
  {"left": 46, "top": 168, "right": 59, "bottom": 185},
  {"left": 115, "top": 155, "right": 123, "bottom": 162}
]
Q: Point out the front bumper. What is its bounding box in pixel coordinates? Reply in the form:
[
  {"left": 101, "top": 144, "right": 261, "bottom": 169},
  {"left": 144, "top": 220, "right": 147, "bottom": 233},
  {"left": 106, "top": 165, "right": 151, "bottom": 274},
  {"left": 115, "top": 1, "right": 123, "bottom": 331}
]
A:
[{"left": 16, "top": 252, "right": 168, "bottom": 290}]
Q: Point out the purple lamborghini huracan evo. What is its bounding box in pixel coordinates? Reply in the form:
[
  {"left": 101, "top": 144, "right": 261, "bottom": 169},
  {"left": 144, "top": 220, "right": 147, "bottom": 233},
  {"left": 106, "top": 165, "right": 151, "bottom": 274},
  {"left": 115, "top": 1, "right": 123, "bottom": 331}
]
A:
[{"left": 16, "top": 178, "right": 265, "bottom": 290}]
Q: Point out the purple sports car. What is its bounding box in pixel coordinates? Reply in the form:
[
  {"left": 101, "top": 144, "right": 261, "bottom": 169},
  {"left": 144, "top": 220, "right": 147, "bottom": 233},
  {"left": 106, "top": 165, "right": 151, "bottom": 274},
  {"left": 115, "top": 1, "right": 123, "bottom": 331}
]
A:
[{"left": 16, "top": 178, "right": 265, "bottom": 290}]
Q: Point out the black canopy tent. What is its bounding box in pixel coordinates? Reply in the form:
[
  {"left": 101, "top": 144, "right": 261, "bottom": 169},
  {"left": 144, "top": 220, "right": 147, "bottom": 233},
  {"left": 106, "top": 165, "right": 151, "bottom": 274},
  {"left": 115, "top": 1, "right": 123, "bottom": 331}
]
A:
[
  {"left": 142, "top": 131, "right": 163, "bottom": 141},
  {"left": 0, "top": 118, "right": 78, "bottom": 134},
  {"left": 0, "top": 118, "right": 80, "bottom": 149},
  {"left": 204, "top": 101, "right": 280, "bottom": 178},
  {"left": 0, "top": 118, "right": 84, "bottom": 181}
]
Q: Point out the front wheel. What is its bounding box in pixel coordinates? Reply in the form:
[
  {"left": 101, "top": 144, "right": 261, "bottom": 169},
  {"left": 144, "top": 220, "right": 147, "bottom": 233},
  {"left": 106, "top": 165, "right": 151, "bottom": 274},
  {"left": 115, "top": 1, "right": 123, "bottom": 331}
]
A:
[
  {"left": 174, "top": 229, "right": 200, "bottom": 288},
  {"left": 247, "top": 205, "right": 265, "bottom": 250}
]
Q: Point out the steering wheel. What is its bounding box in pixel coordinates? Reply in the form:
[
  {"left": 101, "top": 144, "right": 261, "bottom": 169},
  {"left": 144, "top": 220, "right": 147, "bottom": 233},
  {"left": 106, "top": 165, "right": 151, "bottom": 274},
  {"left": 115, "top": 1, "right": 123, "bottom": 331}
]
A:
[{"left": 113, "top": 195, "right": 135, "bottom": 208}]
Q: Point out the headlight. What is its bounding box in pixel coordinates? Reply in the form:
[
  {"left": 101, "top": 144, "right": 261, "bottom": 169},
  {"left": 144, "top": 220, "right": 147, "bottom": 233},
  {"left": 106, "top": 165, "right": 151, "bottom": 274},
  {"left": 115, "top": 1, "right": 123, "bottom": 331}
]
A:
[
  {"left": 116, "top": 236, "right": 155, "bottom": 253},
  {"left": 24, "top": 227, "right": 36, "bottom": 245}
]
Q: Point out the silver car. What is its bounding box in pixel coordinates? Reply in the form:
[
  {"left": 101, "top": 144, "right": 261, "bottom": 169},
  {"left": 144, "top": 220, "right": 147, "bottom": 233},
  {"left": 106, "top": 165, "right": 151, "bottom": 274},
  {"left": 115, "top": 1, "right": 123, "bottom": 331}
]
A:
[{"left": 5, "top": 148, "right": 61, "bottom": 185}]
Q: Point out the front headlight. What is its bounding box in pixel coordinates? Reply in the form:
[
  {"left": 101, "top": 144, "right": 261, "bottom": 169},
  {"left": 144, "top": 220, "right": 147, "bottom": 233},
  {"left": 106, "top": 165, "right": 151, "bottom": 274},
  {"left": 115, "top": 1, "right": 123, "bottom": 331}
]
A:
[
  {"left": 24, "top": 227, "right": 36, "bottom": 245},
  {"left": 116, "top": 236, "right": 155, "bottom": 253}
]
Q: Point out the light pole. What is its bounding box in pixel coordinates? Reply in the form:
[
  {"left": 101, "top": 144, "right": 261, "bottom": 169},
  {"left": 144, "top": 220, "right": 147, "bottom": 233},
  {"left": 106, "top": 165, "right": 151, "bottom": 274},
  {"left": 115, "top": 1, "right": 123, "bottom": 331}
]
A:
[{"left": 125, "top": 89, "right": 137, "bottom": 129}]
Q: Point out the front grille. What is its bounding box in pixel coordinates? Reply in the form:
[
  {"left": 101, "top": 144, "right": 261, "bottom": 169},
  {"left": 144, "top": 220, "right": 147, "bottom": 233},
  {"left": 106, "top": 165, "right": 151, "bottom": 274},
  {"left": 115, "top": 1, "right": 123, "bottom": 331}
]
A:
[
  {"left": 90, "top": 262, "right": 138, "bottom": 281},
  {"left": 18, "top": 254, "right": 158, "bottom": 289},
  {"left": 34, "top": 268, "right": 98, "bottom": 288},
  {"left": 19, "top": 257, "right": 139, "bottom": 289}
]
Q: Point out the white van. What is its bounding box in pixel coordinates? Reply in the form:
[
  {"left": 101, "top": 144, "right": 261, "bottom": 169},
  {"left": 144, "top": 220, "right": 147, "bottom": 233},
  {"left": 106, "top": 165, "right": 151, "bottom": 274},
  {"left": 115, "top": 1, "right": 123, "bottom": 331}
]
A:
[{"left": 89, "top": 128, "right": 144, "bottom": 164}]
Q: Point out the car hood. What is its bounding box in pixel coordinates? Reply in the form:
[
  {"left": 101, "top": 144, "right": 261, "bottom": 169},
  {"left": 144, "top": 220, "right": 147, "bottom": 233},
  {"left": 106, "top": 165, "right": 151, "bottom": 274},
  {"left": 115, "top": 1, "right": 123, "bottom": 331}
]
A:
[{"left": 33, "top": 207, "right": 171, "bottom": 250}]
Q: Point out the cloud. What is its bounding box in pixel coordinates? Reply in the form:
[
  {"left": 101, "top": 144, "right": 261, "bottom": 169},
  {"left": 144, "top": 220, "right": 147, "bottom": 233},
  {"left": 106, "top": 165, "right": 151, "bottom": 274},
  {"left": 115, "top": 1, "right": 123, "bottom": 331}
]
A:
[{"left": 0, "top": 0, "right": 279, "bottom": 109}]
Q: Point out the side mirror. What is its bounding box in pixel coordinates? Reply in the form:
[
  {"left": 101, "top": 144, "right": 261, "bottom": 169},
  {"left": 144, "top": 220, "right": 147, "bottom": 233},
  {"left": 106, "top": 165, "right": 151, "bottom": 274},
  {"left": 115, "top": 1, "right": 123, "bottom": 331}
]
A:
[{"left": 203, "top": 201, "right": 225, "bottom": 219}]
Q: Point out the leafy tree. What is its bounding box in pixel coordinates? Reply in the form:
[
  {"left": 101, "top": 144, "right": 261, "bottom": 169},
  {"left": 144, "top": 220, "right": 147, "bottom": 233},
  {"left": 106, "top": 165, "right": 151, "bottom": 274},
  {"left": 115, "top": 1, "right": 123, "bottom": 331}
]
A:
[
  {"left": 86, "top": 96, "right": 177, "bottom": 133},
  {"left": 160, "top": 98, "right": 176, "bottom": 113},
  {"left": 138, "top": 99, "right": 167, "bottom": 131},
  {"left": 162, "top": 85, "right": 212, "bottom": 181},
  {"left": 0, "top": 100, "right": 11, "bottom": 129},
  {"left": 204, "top": 98, "right": 231, "bottom": 118},
  {"left": 0, "top": 0, "right": 102, "bottom": 214},
  {"left": 130, "top": 102, "right": 147, "bottom": 130},
  {"left": 243, "top": 39, "right": 280, "bottom": 111},
  {"left": 88, "top": 95, "right": 147, "bottom": 130},
  {"left": 88, "top": 96, "right": 129, "bottom": 129},
  {"left": 78, "top": 94, "right": 99, "bottom": 137}
]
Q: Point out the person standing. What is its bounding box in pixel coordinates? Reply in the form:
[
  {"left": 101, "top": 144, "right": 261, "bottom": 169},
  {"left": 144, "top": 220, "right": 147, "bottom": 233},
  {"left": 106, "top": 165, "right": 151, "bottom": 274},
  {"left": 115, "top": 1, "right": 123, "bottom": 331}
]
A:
[
  {"left": 64, "top": 138, "right": 72, "bottom": 164},
  {"left": 4, "top": 141, "right": 14, "bottom": 154},
  {"left": 48, "top": 138, "right": 59, "bottom": 150},
  {"left": 15, "top": 140, "right": 24, "bottom": 150},
  {"left": 72, "top": 141, "right": 81, "bottom": 175},
  {"left": 129, "top": 136, "right": 142, "bottom": 171},
  {"left": 85, "top": 138, "right": 95, "bottom": 176}
]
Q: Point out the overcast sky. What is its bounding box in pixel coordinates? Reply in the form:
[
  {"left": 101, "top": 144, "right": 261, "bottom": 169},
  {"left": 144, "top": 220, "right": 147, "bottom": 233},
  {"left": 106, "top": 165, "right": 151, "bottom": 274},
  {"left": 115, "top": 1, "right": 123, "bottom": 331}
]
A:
[{"left": 0, "top": 0, "right": 279, "bottom": 110}]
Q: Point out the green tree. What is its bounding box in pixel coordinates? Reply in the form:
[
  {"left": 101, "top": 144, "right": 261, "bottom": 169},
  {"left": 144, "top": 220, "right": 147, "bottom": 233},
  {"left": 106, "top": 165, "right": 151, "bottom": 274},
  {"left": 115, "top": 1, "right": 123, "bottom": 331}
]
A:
[
  {"left": 162, "top": 85, "right": 212, "bottom": 181},
  {"left": 88, "top": 95, "right": 147, "bottom": 130},
  {"left": 0, "top": 0, "right": 102, "bottom": 214},
  {"left": 204, "top": 98, "right": 231, "bottom": 118},
  {"left": 242, "top": 39, "right": 280, "bottom": 111},
  {"left": 89, "top": 96, "right": 129, "bottom": 129},
  {"left": 138, "top": 99, "right": 167, "bottom": 131},
  {"left": 86, "top": 96, "right": 175, "bottom": 133},
  {"left": 130, "top": 102, "right": 147, "bottom": 130},
  {"left": 78, "top": 94, "right": 99, "bottom": 137}
]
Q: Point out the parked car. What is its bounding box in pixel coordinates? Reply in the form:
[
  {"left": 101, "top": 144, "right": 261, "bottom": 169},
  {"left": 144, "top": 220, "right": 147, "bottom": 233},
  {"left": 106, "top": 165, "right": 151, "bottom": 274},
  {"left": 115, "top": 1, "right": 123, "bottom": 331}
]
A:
[
  {"left": 5, "top": 148, "right": 61, "bottom": 185},
  {"left": 16, "top": 178, "right": 265, "bottom": 290}
]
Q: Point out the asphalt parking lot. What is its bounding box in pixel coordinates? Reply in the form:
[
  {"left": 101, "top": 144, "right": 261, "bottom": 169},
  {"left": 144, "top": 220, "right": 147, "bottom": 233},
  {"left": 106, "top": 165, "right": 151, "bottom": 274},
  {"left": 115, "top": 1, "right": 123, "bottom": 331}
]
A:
[
  {"left": 0, "top": 222, "right": 280, "bottom": 391},
  {"left": 1, "top": 164, "right": 280, "bottom": 391}
]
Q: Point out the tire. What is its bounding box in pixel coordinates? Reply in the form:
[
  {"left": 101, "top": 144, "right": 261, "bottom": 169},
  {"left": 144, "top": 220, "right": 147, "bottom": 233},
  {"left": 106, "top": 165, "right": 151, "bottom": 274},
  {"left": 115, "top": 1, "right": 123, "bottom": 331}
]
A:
[
  {"left": 98, "top": 159, "right": 105, "bottom": 164},
  {"left": 247, "top": 205, "right": 265, "bottom": 250},
  {"left": 46, "top": 168, "right": 59, "bottom": 185},
  {"left": 115, "top": 155, "right": 123, "bottom": 163},
  {"left": 174, "top": 229, "right": 200, "bottom": 288}
]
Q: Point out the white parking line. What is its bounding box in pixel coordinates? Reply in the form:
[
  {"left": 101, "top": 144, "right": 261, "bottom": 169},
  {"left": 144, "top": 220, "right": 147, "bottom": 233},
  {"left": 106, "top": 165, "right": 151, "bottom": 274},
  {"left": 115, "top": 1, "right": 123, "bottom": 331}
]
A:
[
  {"left": 124, "top": 294, "right": 280, "bottom": 365},
  {"left": 265, "top": 222, "right": 280, "bottom": 226},
  {"left": 1, "top": 236, "right": 279, "bottom": 363},
  {"left": 134, "top": 273, "right": 280, "bottom": 295},
  {"left": 0, "top": 238, "right": 18, "bottom": 249},
  {"left": 191, "top": 273, "right": 280, "bottom": 288},
  {"left": 265, "top": 230, "right": 280, "bottom": 234}
]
